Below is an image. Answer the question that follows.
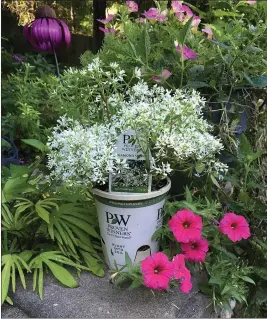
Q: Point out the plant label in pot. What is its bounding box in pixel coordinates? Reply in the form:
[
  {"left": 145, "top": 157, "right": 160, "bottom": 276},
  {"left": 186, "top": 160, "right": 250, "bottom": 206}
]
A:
[{"left": 109, "top": 129, "right": 152, "bottom": 193}]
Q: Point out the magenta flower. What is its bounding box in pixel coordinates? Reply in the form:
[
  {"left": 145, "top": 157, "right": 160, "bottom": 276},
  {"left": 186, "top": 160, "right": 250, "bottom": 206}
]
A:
[
  {"left": 141, "top": 252, "right": 173, "bottom": 290},
  {"left": 175, "top": 12, "right": 185, "bottom": 22},
  {"left": 143, "top": 8, "right": 159, "bottom": 20},
  {"left": 97, "top": 14, "right": 114, "bottom": 25},
  {"left": 126, "top": 1, "right": 138, "bottom": 12},
  {"left": 181, "top": 238, "right": 209, "bottom": 262},
  {"left": 24, "top": 5, "right": 71, "bottom": 53},
  {"left": 202, "top": 26, "right": 214, "bottom": 39},
  {"left": 181, "top": 5, "right": 193, "bottom": 19},
  {"left": 13, "top": 55, "right": 24, "bottom": 63},
  {"left": 169, "top": 209, "right": 202, "bottom": 243},
  {"left": 99, "top": 27, "right": 115, "bottom": 34},
  {"left": 171, "top": 1, "right": 183, "bottom": 13},
  {"left": 152, "top": 69, "right": 172, "bottom": 82},
  {"left": 219, "top": 213, "right": 251, "bottom": 242},
  {"left": 175, "top": 44, "right": 198, "bottom": 60},
  {"left": 172, "top": 254, "right": 192, "bottom": 293},
  {"left": 142, "top": 8, "right": 168, "bottom": 22}
]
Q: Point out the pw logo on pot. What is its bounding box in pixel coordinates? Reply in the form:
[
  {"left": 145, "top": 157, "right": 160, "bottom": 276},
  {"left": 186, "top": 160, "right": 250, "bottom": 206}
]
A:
[{"left": 106, "top": 212, "right": 131, "bottom": 226}]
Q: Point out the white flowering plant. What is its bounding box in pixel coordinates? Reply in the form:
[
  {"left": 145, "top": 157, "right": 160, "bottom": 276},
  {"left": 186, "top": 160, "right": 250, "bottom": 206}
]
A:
[{"left": 47, "top": 62, "right": 227, "bottom": 190}]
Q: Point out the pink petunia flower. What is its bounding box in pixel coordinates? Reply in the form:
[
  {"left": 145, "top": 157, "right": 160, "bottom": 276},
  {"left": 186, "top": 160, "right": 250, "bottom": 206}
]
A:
[
  {"left": 141, "top": 252, "right": 173, "bottom": 290},
  {"left": 181, "top": 238, "right": 209, "bottom": 262},
  {"left": 156, "top": 13, "right": 168, "bottom": 22},
  {"left": 152, "top": 69, "right": 172, "bottom": 82},
  {"left": 175, "top": 44, "right": 198, "bottom": 60},
  {"left": 172, "top": 254, "right": 192, "bottom": 293},
  {"left": 97, "top": 14, "right": 114, "bottom": 24},
  {"left": 126, "top": 1, "right": 138, "bottom": 12},
  {"left": 143, "top": 7, "right": 159, "bottom": 20},
  {"left": 180, "top": 276, "right": 192, "bottom": 293},
  {"left": 246, "top": 0, "right": 256, "bottom": 4},
  {"left": 219, "top": 212, "right": 251, "bottom": 242},
  {"left": 169, "top": 209, "right": 202, "bottom": 243},
  {"left": 171, "top": 1, "right": 183, "bottom": 13},
  {"left": 202, "top": 26, "right": 214, "bottom": 39},
  {"left": 99, "top": 27, "right": 115, "bottom": 34}
]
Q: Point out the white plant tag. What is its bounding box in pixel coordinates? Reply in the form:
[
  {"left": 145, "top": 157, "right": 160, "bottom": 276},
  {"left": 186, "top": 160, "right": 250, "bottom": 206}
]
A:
[{"left": 109, "top": 129, "right": 152, "bottom": 193}]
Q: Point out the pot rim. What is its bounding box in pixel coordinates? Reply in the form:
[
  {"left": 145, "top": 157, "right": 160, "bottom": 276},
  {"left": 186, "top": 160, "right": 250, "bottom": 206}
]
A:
[{"left": 92, "top": 177, "right": 171, "bottom": 202}]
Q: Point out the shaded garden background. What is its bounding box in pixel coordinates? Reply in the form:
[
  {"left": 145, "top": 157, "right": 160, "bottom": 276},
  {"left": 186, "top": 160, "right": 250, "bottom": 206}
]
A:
[{"left": 2, "top": 0, "right": 203, "bottom": 65}]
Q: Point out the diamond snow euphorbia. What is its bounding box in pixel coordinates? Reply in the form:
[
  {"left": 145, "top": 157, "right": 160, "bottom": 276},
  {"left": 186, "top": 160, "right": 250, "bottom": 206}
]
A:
[
  {"left": 47, "top": 116, "right": 128, "bottom": 188},
  {"left": 111, "top": 81, "right": 227, "bottom": 178}
]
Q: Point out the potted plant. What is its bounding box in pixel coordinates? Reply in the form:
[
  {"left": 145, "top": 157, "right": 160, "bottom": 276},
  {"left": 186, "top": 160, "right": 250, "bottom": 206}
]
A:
[{"left": 46, "top": 60, "right": 227, "bottom": 269}]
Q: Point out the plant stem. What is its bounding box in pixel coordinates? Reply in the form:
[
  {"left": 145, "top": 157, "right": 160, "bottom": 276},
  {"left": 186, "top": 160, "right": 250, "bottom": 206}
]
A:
[
  {"left": 53, "top": 50, "right": 60, "bottom": 77},
  {"left": 180, "top": 52, "right": 184, "bottom": 88}
]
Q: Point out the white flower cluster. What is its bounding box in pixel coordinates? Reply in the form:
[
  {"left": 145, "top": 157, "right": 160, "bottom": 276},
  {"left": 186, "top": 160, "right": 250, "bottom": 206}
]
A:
[
  {"left": 47, "top": 116, "right": 128, "bottom": 188},
  {"left": 111, "top": 81, "right": 226, "bottom": 176}
]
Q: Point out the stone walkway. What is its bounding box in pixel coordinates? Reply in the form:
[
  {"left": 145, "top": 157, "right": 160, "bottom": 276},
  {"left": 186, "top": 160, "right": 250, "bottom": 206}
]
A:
[{"left": 2, "top": 270, "right": 214, "bottom": 318}]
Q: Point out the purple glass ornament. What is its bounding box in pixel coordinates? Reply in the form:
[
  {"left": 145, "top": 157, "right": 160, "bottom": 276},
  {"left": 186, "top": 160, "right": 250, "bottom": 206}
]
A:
[{"left": 23, "top": 5, "right": 71, "bottom": 53}]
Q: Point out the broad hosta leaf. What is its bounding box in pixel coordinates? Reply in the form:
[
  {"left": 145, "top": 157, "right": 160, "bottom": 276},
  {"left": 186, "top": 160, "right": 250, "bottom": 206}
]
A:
[
  {"left": 21, "top": 139, "right": 46, "bottom": 152},
  {"left": 244, "top": 73, "right": 267, "bottom": 88}
]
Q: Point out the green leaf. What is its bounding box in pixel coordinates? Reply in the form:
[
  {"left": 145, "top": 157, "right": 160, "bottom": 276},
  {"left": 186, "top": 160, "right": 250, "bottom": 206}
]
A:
[
  {"left": 247, "top": 151, "right": 264, "bottom": 162},
  {"left": 238, "top": 134, "right": 252, "bottom": 159},
  {"left": 240, "top": 276, "right": 255, "bottom": 285},
  {"left": 185, "top": 186, "right": 192, "bottom": 203},
  {"left": 213, "top": 9, "right": 241, "bottom": 17},
  {"left": 210, "top": 175, "right": 220, "bottom": 189},
  {"left": 129, "top": 279, "right": 142, "bottom": 289},
  {"left": 14, "top": 260, "right": 26, "bottom": 289},
  {"left": 178, "top": 17, "right": 193, "bottom": 45},
  {"left": 62, "top": 215, "right": 100, "bottom": 239},
  {"left": 35, "top": 204, "right": 50, "bottom": 223},
  {"left": 21, "top": 139, "right": 46, "bottom": 152},
  {"left": 38, "top": 267, "right": 44, "bottom": 300},
  {"left": 44, "top": 260, "right": 79, "bottom": 288},
  {"left": 125, "top": 252, "right": 133, "bottom": 270},
  {"left": 80, "top": 251, "right": 104, "bottom": 277},
  {"left": 5, "top": 296, "right": 13, "bottom": 305},
  {"left": 1, "top": 255, "right": 12, "bottom": 304},
  {"left": 3, "top": 177, "right": 35, "bottom": 201},
  {"left": 187, "top": 81, "right": 209, "bottom": 89},
  {"left": 221, "top": 285, "right": 232, "bottom": 295},
  {"left": 9, "top": 164, "right": 32, "bottom": 178},
  {"left": 209, "top": 277, "right": 223, "bottom": 286},
  {"left": 253, "top": 267, "right": 267, "bottom": 280}
]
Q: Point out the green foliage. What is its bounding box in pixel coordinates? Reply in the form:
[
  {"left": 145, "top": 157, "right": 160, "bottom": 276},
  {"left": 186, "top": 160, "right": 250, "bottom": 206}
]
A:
[{"left": 1, "top": 162, "right": 104, "bottom": 304}]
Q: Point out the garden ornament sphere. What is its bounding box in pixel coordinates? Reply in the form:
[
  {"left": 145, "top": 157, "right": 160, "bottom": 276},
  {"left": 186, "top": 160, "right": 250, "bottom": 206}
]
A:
[{"left": 23, "top": 5, "right": 71, "bottom": 53}]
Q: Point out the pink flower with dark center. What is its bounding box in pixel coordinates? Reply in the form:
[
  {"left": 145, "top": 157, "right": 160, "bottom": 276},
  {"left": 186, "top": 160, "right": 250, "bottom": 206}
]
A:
[
  {"left": 181, "top": 238, "right": 209, "bottom": 262},
  {"left": 171, "top": 1, "right": 183, "bottom": 13},
  {"left": 143, "top": 8, "right": 159, "bottom": 20},
  {"left": 202, "top": 26, "right": 214, "bottom": 39},
  {"left": 97, "top": 14, "right": 114, "bottom": 25},
  {"left": 152, "top": 69, "right": 172, "bottom": 82},
  {"left": 172, "top": 254, "right": 192, "bottom": 293},
  {"left": 219, "top": 212, "right": 251, "bottom": 242},
  {"left": 169, "top": 209, "right": 202, "bottom": 243},
  {"left": 141, "top": 252, "right": 173, "bottom": 290},
  {"left": 175, "top": 45, "right": 198, "bottom": 60},
  {"left": 99, "top": 27, "right": 115, "bottom": 34},
  {"left": 126, "top": 1, "right": 138, "bottom": 12},
  {"left": 181, "top": 5, "right": 193, "bottom": 20}
]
